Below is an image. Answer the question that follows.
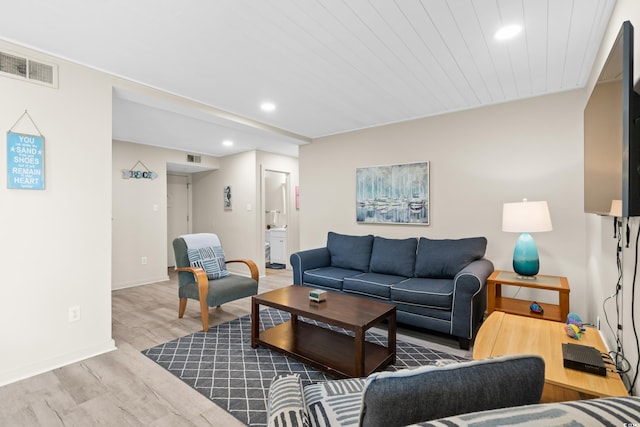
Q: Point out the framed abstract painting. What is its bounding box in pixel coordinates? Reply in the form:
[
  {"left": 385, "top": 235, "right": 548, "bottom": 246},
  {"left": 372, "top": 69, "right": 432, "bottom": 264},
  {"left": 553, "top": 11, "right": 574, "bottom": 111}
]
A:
[{"left": 356, "top": 162, "right": 429, "bottom": 225}]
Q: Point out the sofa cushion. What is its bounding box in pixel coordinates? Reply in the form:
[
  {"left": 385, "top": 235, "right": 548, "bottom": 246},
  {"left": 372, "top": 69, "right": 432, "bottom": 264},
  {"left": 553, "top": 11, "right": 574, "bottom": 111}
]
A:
[
  {"left": 369, "top": 236, "right": 418, "bottom": 277},
  {"left": 327, "top": 232, "right": 374, "bottom": 272},
  {"left": 359, "top": 355, "right": 545, "bottom": 427},
  {"left": 267, "top": 374, "right": 309, "bottom": 427},
  {"left": 390, "top": 278, "right": 453, "bottom": 310},
  {"left": 304, "top": 378, "right": 366, "bottom": 427},
  {"left": 414, "top": 237, "right": 487, "bottom": 279},
  {"left": 343, "top": 273, "right": 408, "bottom": 299},
  {"left": 303, "top": 267, "right": 361, "bottom": 290}
]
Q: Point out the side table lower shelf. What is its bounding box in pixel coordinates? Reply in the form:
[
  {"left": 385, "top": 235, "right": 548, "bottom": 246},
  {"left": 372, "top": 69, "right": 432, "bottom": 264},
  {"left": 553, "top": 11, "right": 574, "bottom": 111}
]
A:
[
  {"left": 487, "top": 270, "right": 570, "bottom": 322},
  {"left": 494, "top": 296, "right": 563, "bottom": 321}
]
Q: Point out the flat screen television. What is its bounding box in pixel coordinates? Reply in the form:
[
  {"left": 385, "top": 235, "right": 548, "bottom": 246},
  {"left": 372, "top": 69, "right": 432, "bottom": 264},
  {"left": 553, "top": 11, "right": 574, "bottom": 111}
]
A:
[{"left": 584, "top": 21, "right": 640, "bottom": 217}]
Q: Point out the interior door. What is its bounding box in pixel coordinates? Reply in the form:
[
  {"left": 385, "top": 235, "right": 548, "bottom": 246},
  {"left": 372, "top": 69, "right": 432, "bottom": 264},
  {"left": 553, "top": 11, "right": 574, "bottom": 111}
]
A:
[{"left": 167, "top": 174, "right": 189, "bottom": 267}]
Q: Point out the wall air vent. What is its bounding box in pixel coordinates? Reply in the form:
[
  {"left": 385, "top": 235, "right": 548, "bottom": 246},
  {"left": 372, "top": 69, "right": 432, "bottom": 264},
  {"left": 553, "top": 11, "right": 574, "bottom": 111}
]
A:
[
  {"left": 0, "top": 50, "right": 58, "bottom": 88},
  {"left": 187, "top": 154, "right": 201, "bottom": 163}
]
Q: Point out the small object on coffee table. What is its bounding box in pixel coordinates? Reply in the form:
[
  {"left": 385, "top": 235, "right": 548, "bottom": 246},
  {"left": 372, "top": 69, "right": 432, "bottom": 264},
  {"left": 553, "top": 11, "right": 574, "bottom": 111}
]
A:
[
  {"left": 530, "top": 301, "right": 544, "bottom": 314},
  {"left": 309, "top": 289, "right": 327, "bottom": 302}
]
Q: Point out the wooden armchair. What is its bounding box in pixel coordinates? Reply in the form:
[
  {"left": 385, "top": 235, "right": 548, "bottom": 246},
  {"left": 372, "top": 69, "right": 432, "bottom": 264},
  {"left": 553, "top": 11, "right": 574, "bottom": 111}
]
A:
[{"left": 172, "top": 234, "right": 259, "bottom": 331}]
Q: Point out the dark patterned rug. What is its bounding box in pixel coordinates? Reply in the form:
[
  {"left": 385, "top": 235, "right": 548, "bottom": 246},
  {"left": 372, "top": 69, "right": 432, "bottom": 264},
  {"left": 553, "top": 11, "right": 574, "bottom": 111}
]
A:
[{"left": 143, "top": 308, "right": 468, "bottom": 427}]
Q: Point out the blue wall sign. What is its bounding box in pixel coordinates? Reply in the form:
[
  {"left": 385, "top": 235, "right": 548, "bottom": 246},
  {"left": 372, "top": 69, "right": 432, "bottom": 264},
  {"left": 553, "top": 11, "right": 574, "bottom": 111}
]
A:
[{"left": 7, "top": 132, "right": 44, "bottom": 190}]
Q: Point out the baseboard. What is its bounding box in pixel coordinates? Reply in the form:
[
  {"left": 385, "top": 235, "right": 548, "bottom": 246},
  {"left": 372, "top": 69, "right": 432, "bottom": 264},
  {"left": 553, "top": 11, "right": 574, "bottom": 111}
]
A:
[
  {"left": 0, "top": 339, "right": 117, "bottom": 387},
  {"left": 112, "top": 275, "right": 170, "bottom": 290}
]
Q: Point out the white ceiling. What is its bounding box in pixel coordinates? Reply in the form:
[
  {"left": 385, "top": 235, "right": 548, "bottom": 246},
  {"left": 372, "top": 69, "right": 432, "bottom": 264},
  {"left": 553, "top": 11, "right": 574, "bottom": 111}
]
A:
[{"left": 0, "top": 0, "right": 615, "bottom": 158}]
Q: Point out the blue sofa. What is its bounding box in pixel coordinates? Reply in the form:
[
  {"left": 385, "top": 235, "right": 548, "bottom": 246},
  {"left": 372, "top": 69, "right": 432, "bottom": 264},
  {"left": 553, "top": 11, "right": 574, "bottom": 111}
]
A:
[{"left": 290, "top": 232, "right": 494, "bottom": 349}]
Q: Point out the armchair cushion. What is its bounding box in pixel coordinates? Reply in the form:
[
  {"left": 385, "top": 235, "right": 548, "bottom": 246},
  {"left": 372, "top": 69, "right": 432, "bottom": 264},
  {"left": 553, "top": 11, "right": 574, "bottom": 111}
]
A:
[
  {"left": 327, "top": 232, "right": 374, "bottom": 272},
  {"left": 414, "top": 237, "right": 487, "bottom": 279}
]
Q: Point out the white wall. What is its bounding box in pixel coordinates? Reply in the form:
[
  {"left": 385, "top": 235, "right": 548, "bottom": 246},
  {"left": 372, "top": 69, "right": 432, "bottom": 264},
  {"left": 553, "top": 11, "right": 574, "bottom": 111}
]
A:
[
  {"left": 111, "top": 140, "right": 220, "bottom": 289},
  {"left": 0, "top": 41, "right": 115, "bottom": 385},
  {"left": 191, "top": 151, "right": 260, "bottom": 273},
  {"left": 300, "top": 89, "right": 586, "bottom": 316},
  {"left": 190, "top": 150, "right": 299, "bottom": 276},
  {"left": 585, "top": 0, "right": 640, "bottom": 393}
]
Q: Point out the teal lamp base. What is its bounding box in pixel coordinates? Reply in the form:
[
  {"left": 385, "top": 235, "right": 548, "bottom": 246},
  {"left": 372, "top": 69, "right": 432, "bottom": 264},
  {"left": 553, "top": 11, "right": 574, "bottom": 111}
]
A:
[{"left": 512, "top": 232, "right": 540, "bottom": 277}]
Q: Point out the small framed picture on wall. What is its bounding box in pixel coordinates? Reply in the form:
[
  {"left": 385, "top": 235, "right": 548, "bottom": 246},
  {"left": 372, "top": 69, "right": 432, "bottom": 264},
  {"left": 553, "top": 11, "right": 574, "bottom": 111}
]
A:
[{"left": 224, "top": 185, "right": 232, "bottom": 210}]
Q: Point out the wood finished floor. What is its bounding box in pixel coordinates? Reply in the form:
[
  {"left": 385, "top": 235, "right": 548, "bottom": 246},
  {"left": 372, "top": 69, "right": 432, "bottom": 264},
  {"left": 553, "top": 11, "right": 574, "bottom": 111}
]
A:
[{"left": 0, "top": 268, "right": 470, "bottom": 426}]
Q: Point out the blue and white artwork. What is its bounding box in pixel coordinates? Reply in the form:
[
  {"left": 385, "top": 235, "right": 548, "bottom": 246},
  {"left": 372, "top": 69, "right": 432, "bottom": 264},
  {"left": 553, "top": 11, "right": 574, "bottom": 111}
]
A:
[{"left": 356, "top": 162, "right": 429, "bottom": 225}]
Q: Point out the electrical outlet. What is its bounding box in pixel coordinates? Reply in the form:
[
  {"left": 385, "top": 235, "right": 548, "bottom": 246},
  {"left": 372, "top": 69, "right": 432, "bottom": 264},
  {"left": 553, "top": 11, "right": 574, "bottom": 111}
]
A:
[
  {"left": 68, "top": 306, "right": 81, "bottom": 322},
  {"left": 596, "top": 316, "right": 601, "bottom": 330},
  {"left": 141, "top": 256, "right": 147, "bottom": 265}
]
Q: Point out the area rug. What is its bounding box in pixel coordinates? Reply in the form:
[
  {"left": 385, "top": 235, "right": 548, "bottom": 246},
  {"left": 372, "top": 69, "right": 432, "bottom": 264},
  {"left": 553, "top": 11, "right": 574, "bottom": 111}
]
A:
[{"left": 143, "top": 308, "right": 468, "bottom": 427}]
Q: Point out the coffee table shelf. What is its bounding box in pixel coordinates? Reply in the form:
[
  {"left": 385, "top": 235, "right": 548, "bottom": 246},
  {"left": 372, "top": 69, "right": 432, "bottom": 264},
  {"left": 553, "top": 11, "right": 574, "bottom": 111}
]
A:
[
  {"left": 251, "top": 285, "right": 396, "bottom": 378},
  {"left": 258, "top": 320, "right": 393, "bottom": 378}
]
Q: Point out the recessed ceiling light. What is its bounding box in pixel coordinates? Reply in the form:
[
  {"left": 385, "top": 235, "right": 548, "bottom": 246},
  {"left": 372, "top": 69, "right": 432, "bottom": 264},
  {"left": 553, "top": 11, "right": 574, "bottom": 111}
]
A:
[
  {"left": 494, "top": 24, "right": 522, "bottom": 41},
  {"left": 223, "top": 140, "right": 233, "bottom": 147},
  {"left": 260, "top": 101, "right": 276, "bottom": 112}
]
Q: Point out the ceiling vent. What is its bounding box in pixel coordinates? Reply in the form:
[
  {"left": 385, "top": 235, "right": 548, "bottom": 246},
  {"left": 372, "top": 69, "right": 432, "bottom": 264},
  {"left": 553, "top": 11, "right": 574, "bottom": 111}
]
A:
[
  {"left": 0, "top": 50, "right": 58, "bottom": 88},
  {"left": 187, "top": 154, "right": 201, "bottom": 163}
]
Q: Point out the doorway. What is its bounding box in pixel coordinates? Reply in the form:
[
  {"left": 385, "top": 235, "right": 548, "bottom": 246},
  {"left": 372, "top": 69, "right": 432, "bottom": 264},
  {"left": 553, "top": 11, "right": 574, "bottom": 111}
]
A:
[
  {"left": 264, "top": 170, "right": 289, "bottom": 269},
  {"left": 167, "top": 174, "right": 190, "bottom": 267}
]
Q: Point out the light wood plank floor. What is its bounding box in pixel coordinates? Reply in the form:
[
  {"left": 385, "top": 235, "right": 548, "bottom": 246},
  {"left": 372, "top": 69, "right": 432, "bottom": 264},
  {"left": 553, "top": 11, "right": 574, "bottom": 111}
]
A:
[{"left": 0, "top": 268, "right": 469, "bottom": 426}]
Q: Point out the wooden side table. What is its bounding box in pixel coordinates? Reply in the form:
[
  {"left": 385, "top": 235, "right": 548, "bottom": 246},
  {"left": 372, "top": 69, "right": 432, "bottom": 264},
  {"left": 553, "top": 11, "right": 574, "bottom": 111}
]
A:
[
  {"left": 474, "top": 312, "right": 628, "bottom": 402},
  {"left": 487, "top": 270, "right": 570, "bottom": 322}
]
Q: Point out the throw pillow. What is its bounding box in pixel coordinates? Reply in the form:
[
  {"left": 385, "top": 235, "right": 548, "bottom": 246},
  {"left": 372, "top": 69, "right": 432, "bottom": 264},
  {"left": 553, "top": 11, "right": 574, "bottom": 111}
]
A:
[
  {"left": 414, "top": 237, "right": 487, "bottom": 279},
  {"left": 267, "top": 374, "right": 309, "bottom": 427},
  {"left": 359, "top": 355, "right": 544, "bottom": 427},
  {"left": 187, "top": 245, "right": 230, "bottom": 280},
  {"left": 369, "top": 236, "right": 418, "bottom": 277},
  {"left": 326, "top": 232, "right": 374, "bottom": 272}
]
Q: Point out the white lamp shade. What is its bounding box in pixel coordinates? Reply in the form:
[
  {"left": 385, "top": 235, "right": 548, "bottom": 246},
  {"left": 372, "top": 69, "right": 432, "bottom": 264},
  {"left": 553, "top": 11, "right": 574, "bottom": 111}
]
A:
[{"left": 502, "top": 200, "right": 552, "bottom": 233}]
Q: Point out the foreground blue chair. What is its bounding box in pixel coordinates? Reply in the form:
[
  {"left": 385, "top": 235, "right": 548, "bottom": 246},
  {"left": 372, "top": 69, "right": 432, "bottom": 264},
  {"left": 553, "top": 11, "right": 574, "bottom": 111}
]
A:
[{"left": 267, "top": 355, "right": 545, "bottom": 427}]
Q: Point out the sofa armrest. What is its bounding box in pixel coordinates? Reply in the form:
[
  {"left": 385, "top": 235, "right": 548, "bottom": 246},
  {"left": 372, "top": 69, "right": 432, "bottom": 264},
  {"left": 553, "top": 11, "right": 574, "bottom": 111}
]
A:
[
  {"left": 290, "top": 247, "right": 331, "bottom": 285},
  {"left": 450, "top": 259, "right": 494, "bottom": 340}
]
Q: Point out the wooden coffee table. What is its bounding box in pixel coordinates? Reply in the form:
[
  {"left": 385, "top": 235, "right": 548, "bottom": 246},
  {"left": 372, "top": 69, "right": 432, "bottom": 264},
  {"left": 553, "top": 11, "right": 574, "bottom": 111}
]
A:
[
  {"left": 251, "top": 285, "right": 396, "bottom": 378},
  {"left": 474, "top": 312, "right": 628, "bottom": 402}
]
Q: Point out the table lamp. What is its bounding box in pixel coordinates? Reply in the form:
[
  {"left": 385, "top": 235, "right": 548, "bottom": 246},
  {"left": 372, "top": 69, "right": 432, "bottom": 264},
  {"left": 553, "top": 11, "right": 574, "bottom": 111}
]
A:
[
  {"left": 502, "top": 199, "right": 552, "bottom": 277},
  {"left": 609, "top": 200, "right": 622, "bottom": 217}
]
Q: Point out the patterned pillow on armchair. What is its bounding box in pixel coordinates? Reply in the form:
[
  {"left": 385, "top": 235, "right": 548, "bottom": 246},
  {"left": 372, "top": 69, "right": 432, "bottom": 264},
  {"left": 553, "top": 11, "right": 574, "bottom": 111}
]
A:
[{"left": 187, "top": 245, "right": 230, "bottom": 280}]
